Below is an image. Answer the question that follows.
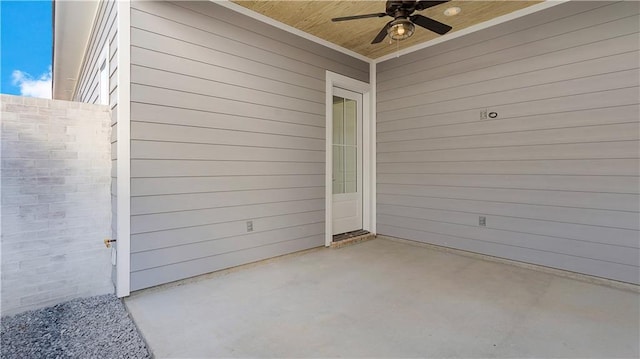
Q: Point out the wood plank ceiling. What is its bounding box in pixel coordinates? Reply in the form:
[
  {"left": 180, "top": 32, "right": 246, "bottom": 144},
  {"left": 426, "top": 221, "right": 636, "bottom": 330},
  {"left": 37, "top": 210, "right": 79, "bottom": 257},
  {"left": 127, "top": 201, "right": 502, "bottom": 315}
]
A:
[{"left": 232, "top": 1, "right": 543, "bottom": 59}]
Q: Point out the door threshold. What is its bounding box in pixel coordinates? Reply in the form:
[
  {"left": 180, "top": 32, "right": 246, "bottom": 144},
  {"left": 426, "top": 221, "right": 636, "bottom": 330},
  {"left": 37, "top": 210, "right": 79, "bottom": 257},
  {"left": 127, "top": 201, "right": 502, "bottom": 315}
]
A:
[{"left": 331, "top": 230, "right": 374, "bottom": 248}]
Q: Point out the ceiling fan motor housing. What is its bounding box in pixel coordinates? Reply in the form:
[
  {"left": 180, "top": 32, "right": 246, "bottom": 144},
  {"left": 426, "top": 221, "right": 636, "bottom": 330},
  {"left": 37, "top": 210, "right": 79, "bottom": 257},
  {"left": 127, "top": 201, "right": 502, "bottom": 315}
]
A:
[{"left": 386, "top": 0, "right": 419, "bottom": 18}]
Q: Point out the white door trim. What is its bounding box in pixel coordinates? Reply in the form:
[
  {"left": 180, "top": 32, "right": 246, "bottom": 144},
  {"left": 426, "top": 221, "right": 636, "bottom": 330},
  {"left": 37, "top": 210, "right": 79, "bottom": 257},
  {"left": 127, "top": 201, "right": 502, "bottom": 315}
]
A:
[
  {"left": 325, "top": 71, "right": 374, "bottom": 247},
  {"left": 369, "top": 62, "right": 377, "bottom": 235}
]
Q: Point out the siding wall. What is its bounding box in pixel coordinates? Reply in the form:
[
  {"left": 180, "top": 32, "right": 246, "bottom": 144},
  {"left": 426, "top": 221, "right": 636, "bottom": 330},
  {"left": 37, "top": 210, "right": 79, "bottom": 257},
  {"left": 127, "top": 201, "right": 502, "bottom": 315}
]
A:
[
  {"left": 376, "top": 1, "right": 640, "bottom": 284},
  {"left": 71, "top": 0, "right": 119, "bottom": 247},
  {"left": 128, "top": 1, "right": 368, "bottom": 290},
  {"left": 73, "top": 0, "right": 118, "bottom": 107},
  {"left": 72, "top": 0, "right": 118, "bottom": 281}
]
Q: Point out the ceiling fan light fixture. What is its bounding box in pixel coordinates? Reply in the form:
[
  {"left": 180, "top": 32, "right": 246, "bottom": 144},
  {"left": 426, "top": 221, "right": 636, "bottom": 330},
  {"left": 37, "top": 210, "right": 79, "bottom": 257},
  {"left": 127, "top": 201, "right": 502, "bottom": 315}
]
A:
[{"left": 388, "top": 18, "right": 415, "bottom": 41}]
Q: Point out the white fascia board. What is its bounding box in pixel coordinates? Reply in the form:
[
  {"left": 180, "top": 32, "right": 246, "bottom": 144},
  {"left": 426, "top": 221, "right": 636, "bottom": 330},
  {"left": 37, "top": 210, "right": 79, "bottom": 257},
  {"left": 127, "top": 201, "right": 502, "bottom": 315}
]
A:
[
  {"left": 374, "top": 0, "right": 569, "bottom": 64},
  {"left": 52, "top": 0, "right": 99, "bottom": 100}
]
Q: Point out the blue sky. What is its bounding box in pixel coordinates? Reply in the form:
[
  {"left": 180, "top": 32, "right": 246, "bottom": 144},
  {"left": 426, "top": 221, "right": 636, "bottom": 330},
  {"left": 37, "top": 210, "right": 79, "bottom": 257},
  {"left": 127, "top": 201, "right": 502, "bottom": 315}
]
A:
[{"left": 1, "top": 1, "right": 53, "bottom": 98}]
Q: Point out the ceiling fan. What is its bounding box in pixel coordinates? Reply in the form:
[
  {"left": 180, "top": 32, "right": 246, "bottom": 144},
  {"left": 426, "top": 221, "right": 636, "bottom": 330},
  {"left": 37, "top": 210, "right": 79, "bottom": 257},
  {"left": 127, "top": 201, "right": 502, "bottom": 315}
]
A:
[{"left": 332, "top": 1, "right": 453, "bottom": 44}]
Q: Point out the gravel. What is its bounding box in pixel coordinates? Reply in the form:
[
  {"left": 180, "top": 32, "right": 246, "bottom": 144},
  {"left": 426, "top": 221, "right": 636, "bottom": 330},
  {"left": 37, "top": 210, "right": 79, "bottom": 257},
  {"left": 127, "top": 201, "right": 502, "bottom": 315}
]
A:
[{"left": 1, "top": 294, "right": 151, "bottom": 359}]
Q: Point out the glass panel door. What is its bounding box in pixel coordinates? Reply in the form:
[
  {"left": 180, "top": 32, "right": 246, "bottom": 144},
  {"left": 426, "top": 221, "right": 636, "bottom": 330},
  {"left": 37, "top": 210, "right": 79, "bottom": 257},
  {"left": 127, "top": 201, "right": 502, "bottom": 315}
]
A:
[
  {"left": 331, "top": 86, "right": 363, "bottom": 236},
  {"left": 332, "top": 96, "right": 357, "bottom": 194}
]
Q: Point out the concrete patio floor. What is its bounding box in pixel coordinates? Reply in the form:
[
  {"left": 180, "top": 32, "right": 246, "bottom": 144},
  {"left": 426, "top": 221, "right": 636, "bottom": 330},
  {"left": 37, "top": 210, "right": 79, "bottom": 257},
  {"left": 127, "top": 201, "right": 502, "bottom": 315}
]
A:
[{"left": 125, "top": 237, "right": 640, "bottom": 358}]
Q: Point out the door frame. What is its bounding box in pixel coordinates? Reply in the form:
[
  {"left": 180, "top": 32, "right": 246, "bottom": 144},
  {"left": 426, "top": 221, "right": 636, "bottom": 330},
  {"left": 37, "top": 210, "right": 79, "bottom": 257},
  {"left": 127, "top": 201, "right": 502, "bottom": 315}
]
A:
[{"left": 325, "top": 71, "right": 374, "bottom": 247}]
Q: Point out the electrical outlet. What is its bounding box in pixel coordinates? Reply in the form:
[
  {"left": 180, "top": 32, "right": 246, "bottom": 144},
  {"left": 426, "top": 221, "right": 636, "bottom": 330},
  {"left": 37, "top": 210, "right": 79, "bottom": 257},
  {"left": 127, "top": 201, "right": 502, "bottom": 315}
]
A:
[
  {"left": 480, "top": 109, "right": 488, "bottom": 120},
  {"left": 246, "top": 220, "right": 253, "bottom": 232},
  {"left": 479, "top": 216, "right": 486, "bottom": 227}
]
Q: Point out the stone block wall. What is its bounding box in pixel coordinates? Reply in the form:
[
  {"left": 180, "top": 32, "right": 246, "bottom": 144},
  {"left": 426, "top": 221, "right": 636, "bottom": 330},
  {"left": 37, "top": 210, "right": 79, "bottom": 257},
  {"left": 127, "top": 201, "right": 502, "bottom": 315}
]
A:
[{"left": 1, "top": 94, "right": 113, "bottom": 315}]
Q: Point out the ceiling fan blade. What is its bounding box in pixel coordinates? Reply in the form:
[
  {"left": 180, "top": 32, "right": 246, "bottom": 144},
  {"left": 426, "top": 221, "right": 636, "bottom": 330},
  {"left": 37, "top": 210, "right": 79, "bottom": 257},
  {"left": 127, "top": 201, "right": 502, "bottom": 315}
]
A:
[
  {"left": 332, "top": 13, "right": 387, "bottom": 22},
  {"left": 410, "top": 14, "right": 452, "bottom": 35},
  {"left": 415, "top": 1, "right": 449, "bottom": 11},
  {"left": 371, "top": 22, "right": 391, "bottom": 44}
]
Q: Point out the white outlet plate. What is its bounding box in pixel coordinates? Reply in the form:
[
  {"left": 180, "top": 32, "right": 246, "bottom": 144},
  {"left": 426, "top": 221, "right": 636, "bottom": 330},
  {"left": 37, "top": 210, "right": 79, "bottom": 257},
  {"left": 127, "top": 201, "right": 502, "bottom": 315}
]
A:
[{"left": 480, "top": 109, "right": 488, "bottom": 120}]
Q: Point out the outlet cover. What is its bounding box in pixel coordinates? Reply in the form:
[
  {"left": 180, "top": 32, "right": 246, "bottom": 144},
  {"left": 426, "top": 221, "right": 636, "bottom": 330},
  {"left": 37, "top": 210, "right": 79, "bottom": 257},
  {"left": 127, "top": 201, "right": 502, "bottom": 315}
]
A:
[
  {"left": 479, "top": 216, "right": 486, "bottom": 226},
  {"left": 480, "top": 109, "right": 488, "bottom": 120},
  {"left": 246, "top": 220, "right": 254, "bottom": 232}
]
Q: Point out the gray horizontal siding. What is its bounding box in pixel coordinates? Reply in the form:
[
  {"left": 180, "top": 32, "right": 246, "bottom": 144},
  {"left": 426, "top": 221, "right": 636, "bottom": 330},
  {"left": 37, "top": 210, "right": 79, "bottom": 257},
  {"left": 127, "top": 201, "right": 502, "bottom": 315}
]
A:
[
  {"left": 131, "top": 222, "right": 325, "bottom": 271},
  {"left": 131, "top": 176, "right": 324, "bottom": 197},
  {"left": 70, "top": 0, "right": 120, "bottom": 225},
  {"left": 73, "top": 0, "right": 118, "bottom": 106},
  {"left": 131, "top": 160, "right": 323, "bottom": 178},
  {"left": 130, "top": 103, "right": 324, "bottom": 138},
  {"left": 376, "top": 1, "right": 640, "bottom": 284},
  {"left": 131, "top": 210, "right": 324, "bottom": 253},
  {"left": 130, "top": 234, "right": 323, "bottom": 291},
  {"left": 131, "top": 187, "right": 324, "bottom": 215},
  {"left": 111, "top": 110, "right": 117, "bottom": 243},
  {"left": 129, "top": 0, "right": 368, "bottom": 290},
  {"left": 377, "top": 88, "right": 638, "bottom": 133},
  {"left": 71, "top": 0, "right": 119, "bottom": 282},
  {"left": 131, "top": 199, "right": 324, "bottom": 235},
  {"left": 130, "top": 122, "right": 324, "bottom": 150},
  {"left": 130, "top": 84, "right": 323, "bottom": 127},
  {"left": 131, "top": 141, "right": 324, "bottom": 162},
  {"left": 377, "top": 184, "right": 639, "bottom": 213},
  {"left": 378, "top": 69, "right": 638, "bottom": 122},
  {"left": 377, "top": 225, "right": 639, "bottom": 285},
  {"left": 377, "top": 1, "right": 637, "bottom": 84}
]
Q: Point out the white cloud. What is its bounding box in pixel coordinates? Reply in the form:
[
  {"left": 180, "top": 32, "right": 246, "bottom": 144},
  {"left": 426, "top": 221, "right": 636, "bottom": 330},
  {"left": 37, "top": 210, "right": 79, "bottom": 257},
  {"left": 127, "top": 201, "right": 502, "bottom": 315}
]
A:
[{"left": 11, "top": 66, "right": 52, "bottom": 99}]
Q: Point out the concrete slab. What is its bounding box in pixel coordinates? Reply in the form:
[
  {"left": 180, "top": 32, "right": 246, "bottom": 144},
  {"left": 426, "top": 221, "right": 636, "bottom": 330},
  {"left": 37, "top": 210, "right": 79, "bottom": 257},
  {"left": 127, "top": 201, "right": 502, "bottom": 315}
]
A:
[{"left": 125, "top": 237, "right": 639, "bottom": 358}]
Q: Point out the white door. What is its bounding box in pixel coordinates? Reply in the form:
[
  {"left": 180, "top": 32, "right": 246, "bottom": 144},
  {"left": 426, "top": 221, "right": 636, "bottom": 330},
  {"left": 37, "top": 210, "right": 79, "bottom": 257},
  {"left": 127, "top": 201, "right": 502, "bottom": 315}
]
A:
[{"left": 332, "top": 88, "right": 363, "bottom": 235}]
